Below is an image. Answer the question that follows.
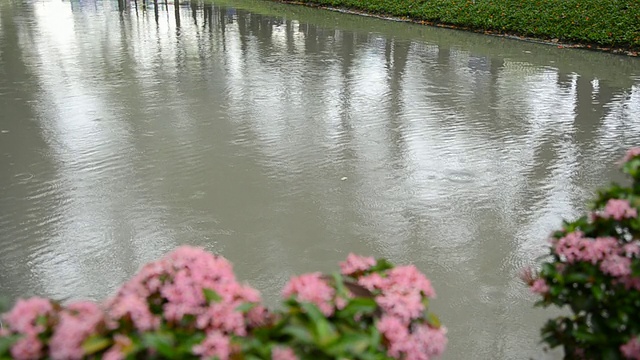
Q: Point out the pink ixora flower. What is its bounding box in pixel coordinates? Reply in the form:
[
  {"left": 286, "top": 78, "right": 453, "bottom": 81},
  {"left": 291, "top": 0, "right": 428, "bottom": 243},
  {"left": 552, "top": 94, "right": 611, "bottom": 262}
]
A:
[
  {"left": 107, "top": 294, "right": 159, "bottom": 331},
  {"left": 603, "top": 199, "right": 637, "bottom": 221},
  {"left": 530, "top": 278, "right": 550, "bottom": 295},
  {"left": 49, "top": 301, "right": 105, "bottom": 360},
  {"left": 10, "top": 335, "right": 44, "bottom": 360},
  {"left": 376, "top": 290, "right": 425, "bottom": 324},
  {"left": 622, "top": 147, "right": 640, "bottom": 164},
  {"left": 386, "top": 265, "right": 436, "bottom": 299},
  {"left": 102, "top": 334, "right": 133, "bottom": 360},
  {"left": 340, "top": 253, "right": 376, "bottom": 276},
  {"left": 282, "top": 272, "right": 336, "bottom": 316},
  {"left": 272, "top": 346, "right": 298, "bottom": 360},
  {"left": 192, "top": 330, "right": 231, "bottom": 360},
  {"left": 621, "top": 336, "right": 640, "bottom": 360},
  {"left": 3, "top": 297, "right": 54, "bottom": 335},
  {"left": 405, "top": 324, "right": 448, "bottom": 360},
  {"left": 600, "top": 255, "right": 632, "bottom": 277},
  {"left": 377, "top": 315, "right": 410, "bottom": 358}
]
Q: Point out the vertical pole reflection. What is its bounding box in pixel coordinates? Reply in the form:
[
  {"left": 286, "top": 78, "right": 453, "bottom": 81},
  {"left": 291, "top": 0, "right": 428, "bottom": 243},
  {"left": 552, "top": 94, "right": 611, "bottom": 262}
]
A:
[
  {"left": 203, "top": 3, "right": 212, "bottom": 31},
  {"left": 190, "top": 0, "right": 197, "bottom": 25},
  {"left": 153, "top": 0, "right": 159, "bottom": 24},
  {"left": 174, "top": 0, "right": 181, "bottom": 29}
]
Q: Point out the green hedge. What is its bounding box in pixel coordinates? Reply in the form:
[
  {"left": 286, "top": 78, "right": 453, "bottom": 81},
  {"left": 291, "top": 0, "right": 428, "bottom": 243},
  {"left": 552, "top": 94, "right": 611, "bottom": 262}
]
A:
[{"left": 277, "top": 0, "right": 640, "bottom": 50}]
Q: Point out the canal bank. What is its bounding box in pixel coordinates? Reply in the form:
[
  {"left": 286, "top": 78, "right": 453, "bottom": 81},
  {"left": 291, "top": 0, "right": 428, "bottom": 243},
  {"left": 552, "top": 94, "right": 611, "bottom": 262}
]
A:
[{"left": 260, "top": 0, "right": 640, "bottom": 56}]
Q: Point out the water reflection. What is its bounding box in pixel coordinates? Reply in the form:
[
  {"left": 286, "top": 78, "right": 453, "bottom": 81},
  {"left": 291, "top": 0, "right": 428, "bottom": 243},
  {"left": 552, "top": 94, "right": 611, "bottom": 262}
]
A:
[{"left": 0, "top": 0, "right": 639, "bottom": 358}]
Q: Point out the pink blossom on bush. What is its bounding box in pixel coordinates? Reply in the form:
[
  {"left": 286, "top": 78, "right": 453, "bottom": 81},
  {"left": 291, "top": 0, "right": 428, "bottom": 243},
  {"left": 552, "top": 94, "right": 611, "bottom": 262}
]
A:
[
  {"left": 600, "top": 255, "right": 632, "bottom": 277},
  {"left": 340, "top": 253, "right": 376, "bottom": 275},
  {"left": 377, "top": 315, "right": 410, "bottom": 357},
  {"left": 623, "top": 242, "right": 640, "bottom": 257},
  {"left": 282, "top": 272, "right": 335, "bottom": 316},
  {"left": 553, "top": 231, "right": 585, "bottom": 263},
  {"left": 622, "top": 147, "right": 640, "bottom": 163},
  {"left": 246, "top": 305, "right": 270, "bottom": 328},
  {"left": 530, "top": 278, "right": 550, "bottom": 294},
  {"left": 377, "top": 315, "right": 447, "bottom": 360},
  {"left": 3, "top": 297, "right": 53, "bottom": 335},
  {"left": 10, "top": 335, "right": 44, "bottom": 360},
  {"left": 196, "top": 302, "right": 247, "bottom": 336},
  {"left": 357, "top": 272, "right": 385, "bottom": 291},
  {"left": 50, "top": 301, "right": 104, "bottom": 360},
  {"left": 405, "top": 324, "right": 448, "bottom": 360},
  {"left": 621, "top": 337, "right": 640, "bottom": 360},
  {"left": 386, "top": 265, "right": 436, "bottom": 299},
  {"left": 192, "top": 330, "right": 232, "bottom": 360},
  {"left": 102, "top": 334, "right": 132, "bottom": 360},
  {"left": 108, "top": 294, "right": 159, "bottom": 331},
  {"left": 603, "top": 199, "right": 637, "bottom": 221},
  {"left": 376, "top": 290, "right": 424, "bottom": 324},
  {"left": 582, "top": 237, "right": 618, "bottom": 264},
  {"left": 107, "top": 245, "right": 261, "bottom": 340},
  {"left": 272, "top": 346, "right": 298, "bottom": 360},
  {"left": 621, "top": 276, "right": 640, "bottom": 291}
]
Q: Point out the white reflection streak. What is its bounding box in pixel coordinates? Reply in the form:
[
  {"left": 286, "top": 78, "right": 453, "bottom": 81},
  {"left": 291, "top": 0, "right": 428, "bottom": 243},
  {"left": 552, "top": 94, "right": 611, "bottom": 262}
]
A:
[
  {"left": 27, "top": 1, "right": 163, "bottom": 300},
  {"left": 597, "top": 84, "right": 640, "bottom": 149},
  {"left": 515, "top": 71, "right": 580, "bottom": 259}
]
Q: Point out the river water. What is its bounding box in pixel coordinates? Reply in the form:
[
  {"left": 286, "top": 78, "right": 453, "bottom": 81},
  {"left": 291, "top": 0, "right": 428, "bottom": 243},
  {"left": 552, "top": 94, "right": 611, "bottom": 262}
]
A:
[{"left": 1, "top": 0, "right": 639, "bottom": 358}]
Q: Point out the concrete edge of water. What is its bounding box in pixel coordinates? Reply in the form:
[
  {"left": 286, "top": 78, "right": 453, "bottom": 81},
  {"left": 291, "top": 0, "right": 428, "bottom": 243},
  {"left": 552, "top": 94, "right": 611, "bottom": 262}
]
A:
[{"left": 261, "top": 0, "right": 639, "bottom": 58}]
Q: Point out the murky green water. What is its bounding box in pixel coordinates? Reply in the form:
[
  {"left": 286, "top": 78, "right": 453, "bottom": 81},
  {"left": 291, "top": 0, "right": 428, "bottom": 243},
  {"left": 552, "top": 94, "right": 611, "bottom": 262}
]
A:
[{"left": 1, "top": 0, "right": 639, "bottom": 357}]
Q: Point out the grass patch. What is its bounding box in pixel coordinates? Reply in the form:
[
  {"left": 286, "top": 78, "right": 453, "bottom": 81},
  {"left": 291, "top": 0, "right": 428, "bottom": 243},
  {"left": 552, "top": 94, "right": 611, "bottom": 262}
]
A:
[{"left": 273, "top": 0, "right": 640, "bottom": 50}]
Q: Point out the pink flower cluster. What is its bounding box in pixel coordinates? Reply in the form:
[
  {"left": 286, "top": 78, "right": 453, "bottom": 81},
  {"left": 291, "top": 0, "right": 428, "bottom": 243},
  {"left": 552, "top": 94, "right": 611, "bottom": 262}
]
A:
[
  {"left": 1, "top": 250, "right": 447, "bottom": 360},
  {"left": 272, "top": 346, "right": 298, "bottom": 360},
  {"left": 622, "top": 147, "right": 640, "bottom": 164},
  {"left": 282, "top": 253, "right": 446, "bottom": 359},
  {"left": 377, "top": 314, "right": 447, "bottom": 360},
  {"left": 49, "top": 301, "right": 105, "bottom": 360},
  {"left": 106, "top": 246, "right": 263, "bottom": 360},
  {"left": 359, "top": 265, "right": 436, "bottom": 322},
  {"left": 1, "top": 246, "right": 265, "bottom": 360},
  {"left": 340, "top": 253, "right": 376, "bottom": 276},
  {"left": 530, "top": 278, "right": 550, "bottom": 295},
  {"left": 2, "top": 297, "right": 54, "bottom": 360},
  {"left": 602, "top": 199, "right": 638, "bottom": 221},
  {"left": 360, "top": 266, "right": 444, "bottom": 359},
  {"left": 622, "top": 337, "right": 640, "bottom": 360},
  {"left": 553, "top": 231, "right": 640, "bottom": 283},
  {"left": 282, "top": 272, "right": 336, "bottom": 316}
]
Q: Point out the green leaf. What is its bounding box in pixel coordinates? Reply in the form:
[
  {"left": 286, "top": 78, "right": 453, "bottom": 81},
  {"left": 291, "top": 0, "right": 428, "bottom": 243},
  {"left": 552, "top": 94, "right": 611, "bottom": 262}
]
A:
[
  {"left": 203, "top": 288, "right": 222, "bottom": 303},
  {"left": 426, "top": 312, "right": 441, "bottom": 328},
  {"left": 369, "top": 259, "right": 394, "bottom": 273},
  {"left": 565, "top": 272, "right": 590, "bottom": 284},
  {"left": 299, "top": 302, "right": 339, "bottom": 346},
  {"left": 326, "top": 333, "right": 370, "bottom": 355},
  {"left": 338, "top": 298, "right": 377, "bottom": 318},
  {"left": 235, "top": 302, "right": 256, "bottom": 313},
  {"left": 572, "top": 329, "right": 599, "bottom": 343},
  {"left": 82, "top": 336, "right": 112, "bottom": 355},
  {"left": 591, "top": 285, "right": 604, "bottom": 301},
  {"left": 0, "top": 335, "right": 20, "bottom": 355},
  {"left": 282, "top": 324, "right": 314, "bottom": 344},
  {"left": 142, "top": 332, "right": 177, "bottom": 358}
]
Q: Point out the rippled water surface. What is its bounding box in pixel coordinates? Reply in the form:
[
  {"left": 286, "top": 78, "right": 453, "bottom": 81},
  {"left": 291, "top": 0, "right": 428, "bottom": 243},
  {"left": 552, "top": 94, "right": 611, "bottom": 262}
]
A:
[{"left": 1, "top": 0, "right": 640, "bottom": 357}]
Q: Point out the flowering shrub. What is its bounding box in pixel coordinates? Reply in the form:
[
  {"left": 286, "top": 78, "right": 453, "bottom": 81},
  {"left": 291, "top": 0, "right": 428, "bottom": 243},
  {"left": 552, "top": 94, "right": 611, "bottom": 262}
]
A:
[
  {"left": 0, "top": 250, "right": 446, "bottom": 359},
  {"left": 239, "top": 254, "right": 446, "bottom": 360},
  {"left": 524, "top": 148, "right": 640, "bottom": 359},
  {"left": 0, "top": 247, "right": 265, "bottom": 360}
]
